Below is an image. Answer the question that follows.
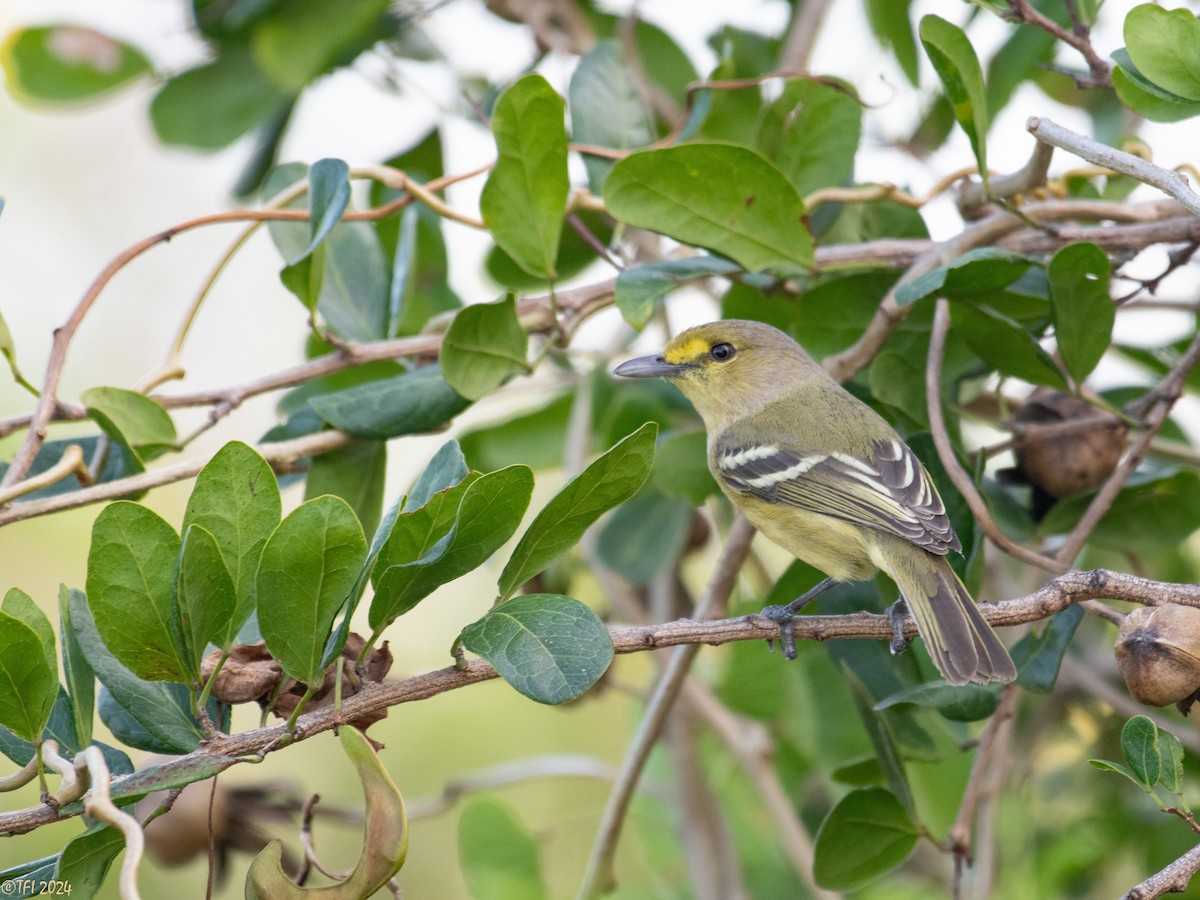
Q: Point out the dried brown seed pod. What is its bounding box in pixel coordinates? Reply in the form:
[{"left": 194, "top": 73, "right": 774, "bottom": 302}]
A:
[{"left": 1114, "top": 604, "right": 1200, "bottom": 715}]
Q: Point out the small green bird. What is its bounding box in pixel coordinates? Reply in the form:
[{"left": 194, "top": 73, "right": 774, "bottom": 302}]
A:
[{"left": 615, "top": 319, "right": 1015, "bottom": 685}]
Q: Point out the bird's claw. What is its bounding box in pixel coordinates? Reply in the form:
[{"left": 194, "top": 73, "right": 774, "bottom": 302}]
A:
[
  {"left": 886, "top": 597, "right": 911, "bottom": 656},
  {"left": 760, "top": 604, "right": 799, "bottom": 660}
]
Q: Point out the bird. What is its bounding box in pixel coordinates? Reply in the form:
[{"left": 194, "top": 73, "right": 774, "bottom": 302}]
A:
[{"left": 614, "top": 319, "right": 1015, "bottom": 685}]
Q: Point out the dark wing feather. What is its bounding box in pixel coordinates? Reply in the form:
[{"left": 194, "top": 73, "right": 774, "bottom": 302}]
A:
[{"left": 715, "top": 435, "right": 961, "bottom": 555}]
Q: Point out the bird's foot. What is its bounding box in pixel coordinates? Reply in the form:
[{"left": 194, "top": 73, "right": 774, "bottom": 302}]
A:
[
  {"left": 886, "top": 597, "right": 911, "bottom": 656},
  {"left": 759, "top": 604, "right": 799, "bottom": 660}
]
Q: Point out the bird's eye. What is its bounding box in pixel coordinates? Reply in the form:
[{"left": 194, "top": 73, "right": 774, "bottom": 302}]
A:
[{"left": 709, "top": 342, "right": 735, "bottom": 362}]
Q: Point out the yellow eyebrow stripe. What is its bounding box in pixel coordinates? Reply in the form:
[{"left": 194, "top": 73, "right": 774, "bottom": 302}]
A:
[{"left": 663, "top": 337, "right": 710, "bottom": 364}]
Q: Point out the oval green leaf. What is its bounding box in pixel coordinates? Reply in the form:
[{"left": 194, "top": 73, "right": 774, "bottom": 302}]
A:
[
  {"left": 1, "top": 26, "right": 151, "bottom": 104},
  {"left": 951, "top": 301, "right": 1067, "bottom": 390},
  {"left": 480, "top": 74, "right": 569, "bottom": 280},
  {"left": 176, "top": 524, "right": 236, "bottom": 667},
  {"left": 1121, "top": 715, "right": 1161, "bottom": 789},
  {"left": 605, "top": 144, "right": 813, "bottom": 273},
  {"left": 308, "top": 365, "right": 472, "bottom": 439},
  {"left": 85, "top": 501, "right": 188, "bottom": 682},
  {"left": 615, "top": 257, "right": 741, "bottom": 329},
  {"left": 1048, "top": 242, "right": 1114, "bottom": 386},
  {"left": 440, "top": 294, "right": 530, "bottom": 401},
  {"left": 569, "top": 40, "right": 654, "bottom": 192},
  {"left": 497, "top": 422, "right": 658, "bottom": 601},
  {"left": 81, "top": 386, "right": 177, "bottom": 456},
  {"left": 0, "top": 612, "right": 57, "bottom": 743},
  {"left": 812, "top": 787, "right": 919, "bottom": 891},
  {"left": 257, "top": 495, "right": 368, "bottom": 684},
  {"left": 1124, "top": 4, "right": 1200, "bottom": 102},
  {"left": 460, "top": 594, "right": 614, "bottom": 704},
  {"left": 919, "top": 15, "right": 989, "bottom": 182}
]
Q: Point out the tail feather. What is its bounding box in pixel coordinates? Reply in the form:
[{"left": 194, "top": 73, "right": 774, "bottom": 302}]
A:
[{"left": 884, "top": 542, "right": 1016, "bottom": 686}]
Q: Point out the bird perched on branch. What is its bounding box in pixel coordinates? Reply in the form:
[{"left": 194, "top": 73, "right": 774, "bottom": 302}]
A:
[{"left": 614, "top": 319, "right": 1015, "bottom": 686}]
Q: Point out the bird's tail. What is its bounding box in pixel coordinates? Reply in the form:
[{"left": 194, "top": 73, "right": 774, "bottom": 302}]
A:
[{"left": 881, "top": 538, "right": 1016, "bottom": 686}]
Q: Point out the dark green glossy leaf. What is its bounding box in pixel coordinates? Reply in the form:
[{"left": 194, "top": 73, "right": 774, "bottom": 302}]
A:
[
  {"left": 1047, "top": 242, "right": 1113, "bottom": 385},
  {"left": 605, "top": 144, "right": 813, "bottom": 273},
  {"left": 460, "top": 594, "right": 614, "bottom": 704},
  {"left": 85, "top": 501, "right": 186, "bottom": 682},
  {"left": 305, "top": 439, "right": 387, "bottom": 538},
  {"left": 1, "top": 26, "right": 151, "bottom": 103},
  {"left": 3, "top": 588, "right": 55, "bottom": 676},
  {"left": 874, "top": 681, "right": 1000, "bottom": 722},
  {"left": 895, "top": 248, "right": 1032, "bottom": 306},
  {"left": 183, "top": 441, "right": 281, "bottom": 646},
  {"left": 615, "top": 257, "right": 741, "bottom": 329},
  {"left": 570, "top": 40, "right": 654, "bottom": 192},
  {"left": 458, "top": 798, "right": 548, "bottom": 900},
  {"left": 71, "top": 591, "right": 202, "bottom": 754},
  {"left": 919, "top": 15, "right": 989, "bottom": 181},
  {"left": 308, "top": 365, "right": 471, "bottom": 439},
  {"left": 1159, "top": 729, "right": 1185, "bottom": 794},
  {"left": 497, "top": 423, "right": 657, "bottom": 601},
  {"left": 176, "top": 524, "right": 236, "bottom": 670},
  {"left": 1124, "top": 4, "right": 1200, "bottom": 101},
  {"left": 54, "top": 826, "right": 124, "bottom": 896},
  {"left": 812, "top": 787, "right": 919, "bottom": 891},
  {"left": 1121, "top": 715, "right": 1161, "bottom": 789},
  {"left": 480, "top": 74, "right": 569, "bottom": 280},
  {"left": 484, "top": 209, "right": 613, "bottom": 291},
  {"left": 440, "top": 295, "right": 529, "bottom": 401},
  {"left": 1011, "top": 604, "right": 1084, "bottom": 694},
  {"left": 370, "top": 467, "right": 534, "bottom": 627},
  {"left": 150, "top": 42, "right": 289, "bottom": 149},
  {"left": 757, "top": 78, "right": 861, "bottom": 197},
  {"left": 951, "top": 301, "right": 1067, "bottom": 389},
  {"left": 406, "top": 440, "right": 470, "bottom": 511},
  {"left": 257, "top": 495, "right": 367, "bottom": 684},
  {"left": 0, "top": 611, "right": 56, "bottom": 743},
  {"left": 289, "top": 157, "right": 350, "bottom": 264},
  {"left": 595, "top": 492, "right": 693, "bottom": 585}
]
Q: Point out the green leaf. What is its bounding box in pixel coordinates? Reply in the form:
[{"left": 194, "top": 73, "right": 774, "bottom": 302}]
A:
[
  {"left": 951, "top": 301, "right": 1067, "bottom": 390},
  {"left": 406, "top": 440, "right": 470, "bottom": 510},
  {"left": 176, "top": 525, "right": 236, "bottom": 670},
  {"left": 384, "top": 203, "right": 461, "bottom": 337},
  {"left": 842, "top": 666, "right": 914, "bottom": 814},
  {"left": 1122, "top": 715, "right": 1161, "bottom": 789},
  {"left": 70, "top": 592, "right": 202, "bottom": 754},
  {"left": 812, "top": 788, "right": 919, "bottom": 891},
  {"left": 150, "top": 42, "right": 289, "bottom": 150},
  {"left": 1159, "top": 729, "right": 1186, "bottom": 794},
  {"left": 440, "top": 295, "right": 530, "bottom": 401},
  {"left": 460, "top": 394, "right": 572, "bottom": 472},
  {"left": 458, "top": 798, "right": 548, "bottom": 900},
  {"left": 1089, "top": 758, "right": 1149, "bottom": 790},
  {"left": 257, "top": 495, "right": 368, "bottom": 684},
  {"left": 874, "top": 682, "right": 999, "bottom": 722},
  {"left": 58, "top": 586, "right": 95, "bottom": 748},
  {"left": 1, "top": 26, "right": 151, "bottom": 103},
  {"left": 0, "top": 612, "right": 57, "bottom": 743},
  {"left": 1124, "top": 4, "right": 1200, "bottom": 102},
  {"left": 756, "top": 78, "right": 862, "bottom": 197},
  {"left": 1047, "top": 242, "right": 1114, "bottom": 386},
  {"left": 85, "top": 501, "right": 187, "bottom": 682},
  {"left": 895, "top": 247, "right": 1032, "bottom": 306},
  {"left": 497, "top": 423, "right": 658, "bottom": 601},
  {"left": 55, "top": 826, "right": 125, "bottom": 896},
  {"left": 595, "top": 492, "right": 693, "bottom": 586},
  {"left": 1112, "top": 63, "right": 1200, "bottom": 122},
  {"left": 866, "top": 0, "right": 919, "bottom": 86},
  {"left": 369, "top": 467, "right": 534, "bottom": 628},
  {"left": 460, "top": 594, "right": 614, "bottom": 704},
  {"left": 605, "top": 143, "right": 813, "bottom": 273},
  {"left": 569, "top": 40, "right": 654, "bottom": 192},
  {"left": 183, "top": 441, "right": 281, "bottom": 646},
  {"left": 1011, "top": 604, "right": 1084, "bottom": 694},
  {"left": 305, "top": 439, "right": 387, "bottom": 539},
  {"left": 480, "top": 74, "right": 569, "bottom": 280},
  {"left": 3, "top": 588, "right": 55, "bottom": 676},
  {"left": 251, "top": 0, "right": 394, "bottom": 92},
  {"left": 919, "top": 15, "right": 989, "bottom": 182},
  {"left": 81, "top": 386, "right": 177, "bottom": 456},
  {"left": 651, "top": 430, "right": 719, "bottom": 505},
  {"left": 308, "top": 365, "right": 471, "bottom": 439},
  {"left": 290, "top": 157, "right": 351, "bottom": 264},
  {"left": 614, "top": 257, "right": 741, "bottom": 329}
]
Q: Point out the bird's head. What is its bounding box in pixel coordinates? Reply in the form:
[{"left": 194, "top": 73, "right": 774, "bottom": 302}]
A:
[{"left": 614, "top": 319, "right": 820, "bottom": 426}]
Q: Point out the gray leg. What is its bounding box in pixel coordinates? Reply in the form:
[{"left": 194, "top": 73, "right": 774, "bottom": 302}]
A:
[{"left": 759, "top": 576, "right": 838, "bottom": 660}]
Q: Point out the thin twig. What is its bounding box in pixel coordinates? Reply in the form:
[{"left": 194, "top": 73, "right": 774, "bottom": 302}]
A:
[
  {"left": 0, "top": 444, "right": 88, "bottom": 506},
  {"left": 1004, "top": 2, "right": 1111, "bottom": 88},
  {"left": 927, "top": 298, "right": 1066, "bottom": 574},
  {"left": 575, "top": 515, "right": 757, "bottom": 900},
  {"left": 1028, "top": 117, "right": 1200, "bottom": 216}
]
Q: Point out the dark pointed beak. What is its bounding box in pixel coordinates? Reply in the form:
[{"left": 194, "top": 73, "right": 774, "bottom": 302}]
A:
[{"left": 613, "top": 354, "right": 689, "bottom": 379}]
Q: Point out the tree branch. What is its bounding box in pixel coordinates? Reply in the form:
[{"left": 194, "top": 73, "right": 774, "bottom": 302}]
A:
[
  {"left": 3, "top": 568, "right": 1196, "bottom": 838},
  {"left": 1123, "top": 841, "right": 1200, "bottom": 900}
]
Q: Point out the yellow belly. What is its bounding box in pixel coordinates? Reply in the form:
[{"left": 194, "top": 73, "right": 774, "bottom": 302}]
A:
[{"left": 731, "top": 491, "right": 879, "bottom": 582}]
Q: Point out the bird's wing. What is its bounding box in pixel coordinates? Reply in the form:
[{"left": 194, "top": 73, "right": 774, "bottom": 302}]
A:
[{"left": 714, "top": 435, "right": 961, "bottom": 555}]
